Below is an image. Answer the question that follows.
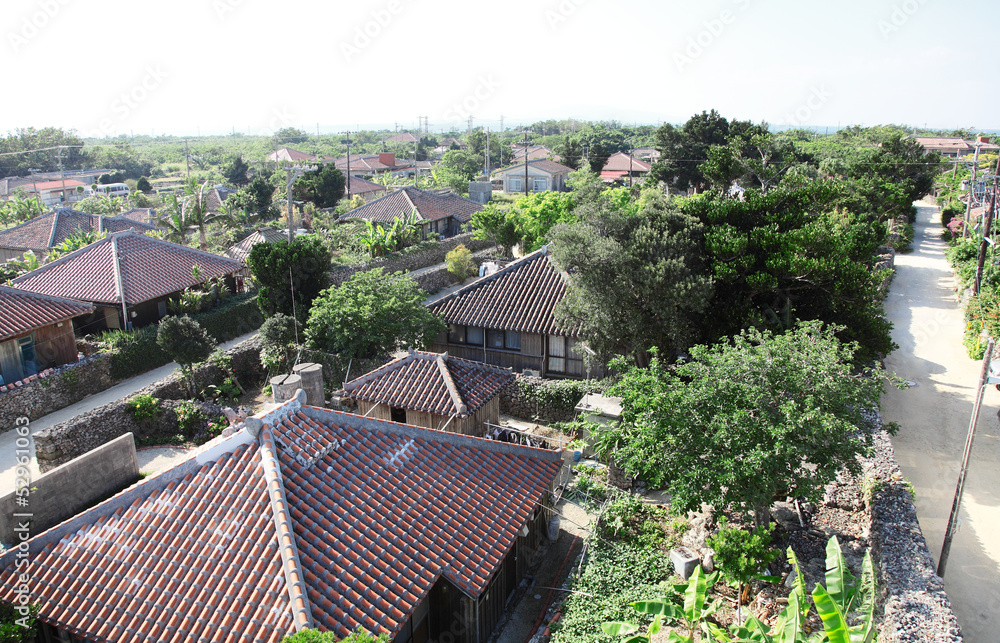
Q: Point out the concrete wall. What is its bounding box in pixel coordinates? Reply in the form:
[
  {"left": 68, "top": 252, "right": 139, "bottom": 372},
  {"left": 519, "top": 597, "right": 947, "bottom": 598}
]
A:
[{"left": 0, "top": 433, "right": 139, "bottom": 545}]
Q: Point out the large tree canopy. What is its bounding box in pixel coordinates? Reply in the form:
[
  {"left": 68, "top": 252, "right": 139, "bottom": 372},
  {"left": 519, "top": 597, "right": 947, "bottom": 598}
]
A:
[
  {"left": 246, "top": 235, "right": 331, "bottom": 321},
  {"left": 606, "top": 322, "right": 894, "bottom": 528},
  {"left": 293, "top": 164, "right": 345, "bottom": 208},
  {"left": 305, "top": 268, "right": 445, "bottom": 360},
  {"left": 550, "top": 188, "right": 713, "bottom": 366}
]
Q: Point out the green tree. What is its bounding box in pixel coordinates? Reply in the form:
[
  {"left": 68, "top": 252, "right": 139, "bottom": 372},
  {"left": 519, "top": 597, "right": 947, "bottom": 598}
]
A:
[
  {"left": 136, "top": 176, "right": 153, "bottom": 193},
  {"left": 157, "top": 316, "right": 216, "bottom": 396},
  {"left": 555, "top": 135, "right": 583, "bottom": 170},
  {"left": 482, "top": 191, "right": 576, "bottom": 253},
  {"left": 305, "top": 268, "right": 445, "bottom": 359},
  {"left": 294, "top": 164, "right": 346, "bottom": 208},
  {"left": 679, "top": 184, "right": 896, "bottom": 363},
  {"left": 181, "top": 179, "right": 215, "bottom": 251},
  {"left": 259, "top": 313, "right": 302, "bottom": 374},
  {"left": 49, "top": 228, "right": 103, "bottom": 259},
  {"left": 471, "top": 202, "right": 520, "bottom": 256},
  {"left": 246, "top": 235, "right": 331, "bottom": 321},
  {"left": 74, "top": 195, "right": 127, "bottom": 215},
  {"left": 650, "top": 110, "right": 746, "bottom": 192},
  {"left": 550, "top": 188, "right": 713, "bottom": 366},
  {"left": 223, "top": 155, "right": 251, "bottom": 186},
  {"left": 282, "top": 627, "right": 389, "bottom": 643},
  {"left": 0, "top": 602, "right": 38, "bottom": 643},
  {"left": 607, "top": 321, "right": 894, "bottom": 529},
  {"left": 0, "top": 191, "right": 45, "bottom": 225},
  {"left": 228, "top": 175, "right": 277, "bottom": 221},
  {"left": 274, "top": 127, "right": 309, "bottom": 144},
  {"left": 700, "top": 131, "right": 797, "bottom": 195},
  {"left": 446, "top": 243, "right": 476, "bottom": 281},
  {"left": 439, "top": 149, "right": 481, "bottom": 185}
]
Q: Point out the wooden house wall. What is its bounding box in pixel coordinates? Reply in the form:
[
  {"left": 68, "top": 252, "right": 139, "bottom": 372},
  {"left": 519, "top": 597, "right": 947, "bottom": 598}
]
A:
[
  {"left": 356, "top": 399, "right": 393, "bottom": 421},
  {"left": 32, "top": 322, "right": 78, "bottom": 369}
]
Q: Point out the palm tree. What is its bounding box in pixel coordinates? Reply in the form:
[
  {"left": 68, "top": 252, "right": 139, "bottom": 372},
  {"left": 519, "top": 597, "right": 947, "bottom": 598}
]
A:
[
  {"left": 48, "top": 229, "right": 104, "bottom": 260},
  {"left": 160, "top": 194, "right": 188, "bottom": 245},
  {"left": 182, "top": 179, "right": 213, "bottom": 251}
]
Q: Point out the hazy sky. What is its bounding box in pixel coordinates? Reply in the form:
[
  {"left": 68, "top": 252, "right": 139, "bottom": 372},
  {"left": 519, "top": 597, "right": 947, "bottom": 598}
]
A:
[{"left": 2, "top": 0, "right": 994, "bottom": 137}]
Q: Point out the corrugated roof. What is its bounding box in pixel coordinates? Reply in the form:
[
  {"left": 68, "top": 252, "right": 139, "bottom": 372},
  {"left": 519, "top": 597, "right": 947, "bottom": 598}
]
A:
[
  {"left": 12, "top": 230, "right": 242, "bottom": 306},
  {"left": 428, "top": 247, "right": 573, "bottom": 335},
  {"left": 0, "top": 285, "right": 93, "bottom": 341},
  {"left": 342, "top": 350, "right": 514, "bottom": 416},
  {"left": 340, "top": 186, "right": 481, "bottom": 225},
  {"left": 0, "top": 400, "right": 562, "bottom": 642}
]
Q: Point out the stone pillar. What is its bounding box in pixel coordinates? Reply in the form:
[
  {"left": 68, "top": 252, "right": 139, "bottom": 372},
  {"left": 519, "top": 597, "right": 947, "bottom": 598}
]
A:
[
  {"left": 292, "top": 362, "right": 325, "bottom": 407},
  {"left": 271, "top": 374, "right": 302, "bottom": 404}
]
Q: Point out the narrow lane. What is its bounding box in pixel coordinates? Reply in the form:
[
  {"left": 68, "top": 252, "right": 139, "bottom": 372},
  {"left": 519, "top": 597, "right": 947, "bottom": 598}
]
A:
[{"left": 881, "top": 200, "right": 1000, "bottom": 642}]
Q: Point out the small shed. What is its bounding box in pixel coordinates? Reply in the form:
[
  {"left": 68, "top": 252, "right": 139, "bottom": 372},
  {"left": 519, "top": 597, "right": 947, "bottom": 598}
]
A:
[{"left": 340, "top": 349, "right": 514, "bottom": 437}]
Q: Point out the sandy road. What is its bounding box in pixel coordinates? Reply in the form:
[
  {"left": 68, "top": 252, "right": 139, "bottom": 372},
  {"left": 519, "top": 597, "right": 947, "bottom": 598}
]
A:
[{"left": 881, "top": 201, "right": 1000, "bottom": 642}]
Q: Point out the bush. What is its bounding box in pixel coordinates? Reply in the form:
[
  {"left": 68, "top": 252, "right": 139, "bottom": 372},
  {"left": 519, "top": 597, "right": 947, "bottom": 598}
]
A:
[
  {"left": 445, "top": 243, "right": 476, "bottom": 281},
  {"left": 126, "top": 394, "right": 161, "bottom": 422},
  {"left": 101, "top": 325, "right": 171, "bottom": 380},
  {"left": 516, "top": 377, "right": 592, "bottom": 421},
  {"left": 941, "top": 201, "right": 965, "bottom": 229},
  {"left": 283, "top": 628, "right": 389, "bottom": 643},
  {"left": 173, "top": 400, "right": 206, "bottom": 437},
  {"left": 191, "top": 291, "right": 266, "bottom": 342}
]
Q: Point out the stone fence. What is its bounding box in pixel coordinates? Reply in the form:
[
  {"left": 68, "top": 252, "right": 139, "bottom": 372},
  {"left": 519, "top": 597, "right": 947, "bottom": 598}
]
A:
[
  {"left": 0, "top": 355, "right": 116, "bottom": 433},
  {"left": 328, "top": 231, "right": 495, "bottom": 287},
  {"left": 499, "top": 375, "right": 592, "bottom": 424},
  {"left": 33, "top": 337, "right": 264, "bottom": 472}
]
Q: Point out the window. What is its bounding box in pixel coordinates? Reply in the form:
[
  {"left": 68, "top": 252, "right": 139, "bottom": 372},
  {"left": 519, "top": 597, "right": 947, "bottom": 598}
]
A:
[
  {"left": 390, "top": 407, "right": 407, "bottom": 423},
  {"left": 548, "top": 335, "right": 584, "bottom": 375},
  {"left": 487, "top": 329, "right": 521, "bottom": 351},
  {"left": 448, "top": 324, "right": 465, "bottom": 344},
  {"left": 505, "top": 331, "right": 521, "bottom": 350},
  {"left": 509, "top": 177, "right": 522, "bottom": 191},
  {"left": 532, "top": 177, "right": 547, "bottom": 192},
  {"left": 466, "top": 326, "right": 484, "bottom": 346},
  {"left": 488, "top": 329, "right": 504, "bottom": 349},
  {"left": 157, "top": 300, "right": 167, "bottom": 318}
]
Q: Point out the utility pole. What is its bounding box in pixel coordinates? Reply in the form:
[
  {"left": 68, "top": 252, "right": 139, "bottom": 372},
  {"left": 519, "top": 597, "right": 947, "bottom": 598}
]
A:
[
  {"left": 964, "top": 143, "right": 981, "bottom": 239},
  {"left": 499, "top": 115, "right": 504, "bottom": 133},
  {"left": 485, "top": 128, "right": 490, "bottom": 177},
  {"left": 56, "top": 147, "right": 67, "bottom": 206},
  {"left": 973, "top": 155, "right": 1000, "bottom": 296},
  {"left": 938, "top": 338, "right": 994, "bottom": 578},
  {"left": 345, "top": 131, "right": 352, "bottom": 200},
  {"left": 523, "top": 131, "right": 529, "bottom": 197}
]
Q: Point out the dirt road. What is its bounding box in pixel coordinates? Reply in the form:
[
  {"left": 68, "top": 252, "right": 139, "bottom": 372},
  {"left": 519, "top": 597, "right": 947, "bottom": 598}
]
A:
[{"left": 881, "top": 201, "right": 1000, "bottom": 642}]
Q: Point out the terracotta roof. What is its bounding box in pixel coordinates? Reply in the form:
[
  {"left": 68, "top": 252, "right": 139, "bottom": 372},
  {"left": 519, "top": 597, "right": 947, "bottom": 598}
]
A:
[
  {"left": 428, "top": 247, "right": 573, "bottom": 335},
  {"left": 204, "top": 185, "right": 236, "bottom": 212},
  {"left": 12, "top": 230, "right": 242, "bottom": 306},
  {"left": 0, "top": 285, "right": 93, "bottom": 341},
  {"left": 496, "top": 159, "right": 574, "bottom": 176},
  {"left": 601, "top": 152, "right": 651, "bottom": 173},
  {"left": 0, "top": 399, "right": 562, "bottom": 642},
  {"left": 340, "top": 186, "right": 481, "bottom": 225},
  {"left": 512, "top": 145, "right": 558, "bottom": 163},
  {"left": 385, "top": 132, "right": 419, "bottom": 144},
  {"left": 119, "top": 208, "right": 161, "bottom": 226},
  {"left": 342, "top": 349, "right": 515, "bottom": 416},
  {"left": 227, "top": 227, "right": 288, "bottom": 264},
  {"left": 347, "top": 175, "right": 388, "bottom": 196},
  {"left": 24, "top": 179, "right": 86, "bottom": 191},
  {"left": 333, "top": 154, "right": 413, "bottom": 174},
  {"left": 268, "top": 147, "right": 317, "bottom": 162},
  {"left": 0, "top": 209, "right": 157, "bottom": 253}
]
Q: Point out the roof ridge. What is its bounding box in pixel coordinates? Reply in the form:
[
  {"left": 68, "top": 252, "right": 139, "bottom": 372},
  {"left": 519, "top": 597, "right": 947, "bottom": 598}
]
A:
[
  {"left": 46, "top": 209, "right": 61, "bottom": 248},
  {"left": 10, "top": 230, "right": 114, "bottom": 283},
  {"left": 260, "top": 427, "right": 315, "bottom": 633},
  {"left": 435, "top": 355, "right": 468, "bottom": 416},
  {"left": 342, "top": 352, "right": 414, "bottom": 391},
  {"left": 428, "top": 246, "right": 551, "bottom": 308},
  {"left": 0, "top": 284, "right": 92, "bottom": 308}
]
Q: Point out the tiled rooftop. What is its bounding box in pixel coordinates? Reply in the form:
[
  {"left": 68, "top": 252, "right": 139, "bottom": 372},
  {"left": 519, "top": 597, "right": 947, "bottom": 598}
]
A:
[
  {"left": 340, "top": 186, "right": 481, "bottom": 225},
  {"left": 0, "top": 209, "right": 156, "bottom": 253},
  {"left": 341, "top": 350, "right": 515, "bottom": 417},
  {"left": 0, "top": 399, "right": 562, "bottom": 642},
  {"left": 428, "top": 247, "right": 574, "bottom": 336},
  {"left": 12, "top": 230, "right": 242, "bottom": 306},
  {"left": 0, "top": 285, "right": 94, "bottom": 341},
  {"left": 227, "top": 227, "right": 288, "bottom": 264}
]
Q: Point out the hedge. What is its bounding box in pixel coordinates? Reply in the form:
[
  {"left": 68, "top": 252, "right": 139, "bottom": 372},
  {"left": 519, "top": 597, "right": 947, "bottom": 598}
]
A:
[
  {"left": 190, "top": 291, "right": 266, "bottom": 342},
  {"left": 102, "top": 325, "right": 170, "bottom": 380}
]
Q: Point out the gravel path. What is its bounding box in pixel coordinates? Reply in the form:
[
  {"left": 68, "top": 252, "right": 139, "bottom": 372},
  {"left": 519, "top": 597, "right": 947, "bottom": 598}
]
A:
[{"left": 881, "top": 201, "right": 1000, "bottom": 642}]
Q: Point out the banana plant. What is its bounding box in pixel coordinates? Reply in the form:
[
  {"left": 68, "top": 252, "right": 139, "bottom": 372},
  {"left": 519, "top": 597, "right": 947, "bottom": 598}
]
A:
[{"left": 602, "top": 566, "right": 722, "bottom": 642}]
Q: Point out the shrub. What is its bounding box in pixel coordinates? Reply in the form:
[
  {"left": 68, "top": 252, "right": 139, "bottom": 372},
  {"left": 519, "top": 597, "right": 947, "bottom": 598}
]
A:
[
  {"left": 101, "top": 325, "right": 171, "bottom": 380},
  {"left": 445, "top": 243, "right": 476, "bottom": 282},
  {"left": 126, "top": 394, "right": 161, "bottom": 422},
  {"left": 941, "top": 201, "right": 965, "bottom": 229},
  {"left": 173, "top": 401, "right": 206, "bottom": 437},
  {"left": 259, "top": 313, "right": 302, "bottom": 374},
  {"left": 157, "top": 316, "right": 215, "bottom": 395},
  {"left": 283, "top": 628, "right": 389, "bottom": 643},
  {"left": 191, "top": 291, "right": 266, "bottom": 342}
]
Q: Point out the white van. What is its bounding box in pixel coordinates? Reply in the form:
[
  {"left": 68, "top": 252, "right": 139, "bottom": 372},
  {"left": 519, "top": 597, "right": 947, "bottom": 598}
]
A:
[{"left": 93, "top": 183, "right": 130, "bottom": 199}]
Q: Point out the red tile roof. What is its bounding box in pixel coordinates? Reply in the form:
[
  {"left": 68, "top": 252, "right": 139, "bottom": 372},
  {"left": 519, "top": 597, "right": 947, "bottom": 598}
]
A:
[
  {"left": 268, "top": 147, "right": 317, "bottom": 162},
  {"left": 384, "top": 132, "right": 419, "bottom": 144},
  {"left": 0, "top": 400, "right": 562, "bottom": 642},
  {"left": 348, "top": 175, "right": 388, "bottom": 196},
  {"left": 341, "top": 186, "right": 481, "bottom": 225},
  {"left": 601, "top": 152, "right": 651, "bottom": 173},
  {"left": 12, "top": 230, "right": 242, "bottom": 306},
  {"left": 24, "top": 179, "right": 86, "bottom": 191},
  {"left": 227, "top": 227, "right": 288, "bottom": 264},
  {"left": 0, "top": 285, "right": 93, "bottom": 341},
  {"left": 333, "top": 154, "right": 413, "bottom": 174},
  {"left": 0, "top": 209, "right": 156, "bottom": 253},
  {"left": 342, "top": 350, "right": 514, "bottom": 416},
  {"left": 428, "top": 247, "right": 574, "bottom": 336}
]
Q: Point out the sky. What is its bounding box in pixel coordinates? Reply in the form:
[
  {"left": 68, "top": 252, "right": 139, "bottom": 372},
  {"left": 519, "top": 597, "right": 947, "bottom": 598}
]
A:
[{"left": 2, "top": 0, "right": 996, "bottom": 137}]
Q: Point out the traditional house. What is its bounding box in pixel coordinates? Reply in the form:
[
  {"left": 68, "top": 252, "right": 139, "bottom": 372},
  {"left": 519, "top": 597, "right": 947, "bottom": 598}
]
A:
[
  {"left": 339, "top": 186, "right": 481, "bottom": 239},
  {"left": 267, "top": 147, "right": 318, "bottom": 163},
  {"left": 227, "top": 226, "right": 288, "bottom": 265},
  {"left": 511, "top": 144, "right": 559, "bottom": 163},
  {"left": 429, "top": 247, "right": 592, "bottom": 378},
  {"left": 346, "top": 175, "right": 388, "bottom": 202},
  {"left": 333, "top": 153, "right": 415, "bottom": 179},
  {"left": 385, "top": 131, "right": 419, "bottom": 145},
  {"left": 340, "top": 349, "right": 515, "bottom": 436},
  {"left": 0, "top": 286, "right": 93, "bottom": 385},
  {"left": 11, "top": 229, "right": 242, "bottom": 331},
  {"left": 600, "top": 151, "right": 651, "bottom": 183},
  {"left": 0, "top": 208, "right": 158, "bottom": 263},
  {"left": 0, "top": 395, "right": 562, "bottom": 643},
  {"left": 118, "top": 207, "right": 161, "bottom": 226},
  {"left": 21, "top": 179, "right": 87, "bottom": 206},
  {"left": 494, "top": 159, "right": 573, "bottom": 194}
]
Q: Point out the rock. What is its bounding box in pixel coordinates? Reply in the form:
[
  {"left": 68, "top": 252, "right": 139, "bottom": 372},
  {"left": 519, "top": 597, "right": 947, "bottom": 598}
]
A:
[{"left": 701, "top": 549, "right": 715, "bottom": 573}]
